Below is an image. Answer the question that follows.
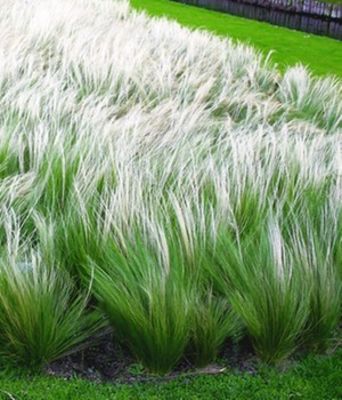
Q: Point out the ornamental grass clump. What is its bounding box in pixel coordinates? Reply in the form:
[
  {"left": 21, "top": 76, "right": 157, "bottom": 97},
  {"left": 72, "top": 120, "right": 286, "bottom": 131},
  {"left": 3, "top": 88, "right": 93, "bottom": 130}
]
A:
[
  {"left": 211, "top": 220, "right": 309, "bottom": 364},
  {"left": 80, "top": 223, "right": 195, "bottom": 374},
  {"left": 0, "top": 214, "right": 104, "bottom": 368}
]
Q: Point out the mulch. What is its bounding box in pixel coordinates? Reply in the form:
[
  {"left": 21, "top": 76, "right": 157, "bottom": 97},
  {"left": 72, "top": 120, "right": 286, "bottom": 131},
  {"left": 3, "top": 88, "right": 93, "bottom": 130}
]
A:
[{"left": 45, "top": 333, "right": 258, "bottom": 384}]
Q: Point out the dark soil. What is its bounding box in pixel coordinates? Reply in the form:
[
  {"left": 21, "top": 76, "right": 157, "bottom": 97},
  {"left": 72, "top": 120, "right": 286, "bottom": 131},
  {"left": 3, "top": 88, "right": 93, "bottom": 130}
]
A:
[{"left": 45, "top": 333, "right": 258, "bottom": 384}]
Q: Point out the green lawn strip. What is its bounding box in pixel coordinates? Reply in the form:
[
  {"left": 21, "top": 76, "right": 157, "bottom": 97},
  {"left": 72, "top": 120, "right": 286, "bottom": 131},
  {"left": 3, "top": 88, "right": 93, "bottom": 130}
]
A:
[
  {"left": 131, "top": 0, "right": 342, "bottom": 77},
  {"left": 0, "top": 351, "right": 341, "bottom": 400}
]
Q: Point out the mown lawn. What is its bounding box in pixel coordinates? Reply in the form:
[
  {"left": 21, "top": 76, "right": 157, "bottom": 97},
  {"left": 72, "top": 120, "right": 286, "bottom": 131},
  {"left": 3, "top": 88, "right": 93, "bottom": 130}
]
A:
[
  {"left": 0, "top": 351, "right": 341, "bottom": 400},
  {"left": 131, "top": 0, "right": 342, "bottom": 77}
]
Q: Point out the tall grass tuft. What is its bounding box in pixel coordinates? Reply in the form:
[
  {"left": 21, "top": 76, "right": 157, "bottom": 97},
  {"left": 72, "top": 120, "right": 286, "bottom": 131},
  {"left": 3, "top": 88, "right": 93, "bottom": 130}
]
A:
[
  {"left": 288, "top": 211, "right": 341, "bottom": 351},
  {"left": 79, "top": 222, "right": 194, "bottom": 374},
  {"left": 212, "top": 220, "right": 310, "bottom": 364},
  {"left": 0, "top": 214, "right": 105, "bottom": 368}
]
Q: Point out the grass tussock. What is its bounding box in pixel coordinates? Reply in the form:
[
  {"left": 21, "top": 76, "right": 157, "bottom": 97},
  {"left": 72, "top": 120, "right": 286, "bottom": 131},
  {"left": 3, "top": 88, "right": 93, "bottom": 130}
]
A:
[{"left": 0, "top": 212, "right": 104, "bottom": 368}]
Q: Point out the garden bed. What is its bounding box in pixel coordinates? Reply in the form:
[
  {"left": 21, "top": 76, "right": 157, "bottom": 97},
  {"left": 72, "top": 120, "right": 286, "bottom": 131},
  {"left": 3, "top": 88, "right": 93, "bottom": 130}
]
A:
[{"left": 0, "top": 0, "right": 340, "bottom": 382}]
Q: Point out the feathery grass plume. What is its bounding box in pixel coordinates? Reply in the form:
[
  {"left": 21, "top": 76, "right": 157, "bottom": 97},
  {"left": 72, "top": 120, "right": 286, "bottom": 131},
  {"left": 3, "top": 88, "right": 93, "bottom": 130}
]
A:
[{"left": 278, "top": 66, "right": 342, "bottom": 131}]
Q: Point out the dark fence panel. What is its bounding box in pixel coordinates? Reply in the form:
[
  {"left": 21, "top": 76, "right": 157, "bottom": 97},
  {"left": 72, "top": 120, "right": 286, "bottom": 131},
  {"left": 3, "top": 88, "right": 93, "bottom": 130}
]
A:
[{"left": 171, "top": 0, "right": 342, "bottom": 40}]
